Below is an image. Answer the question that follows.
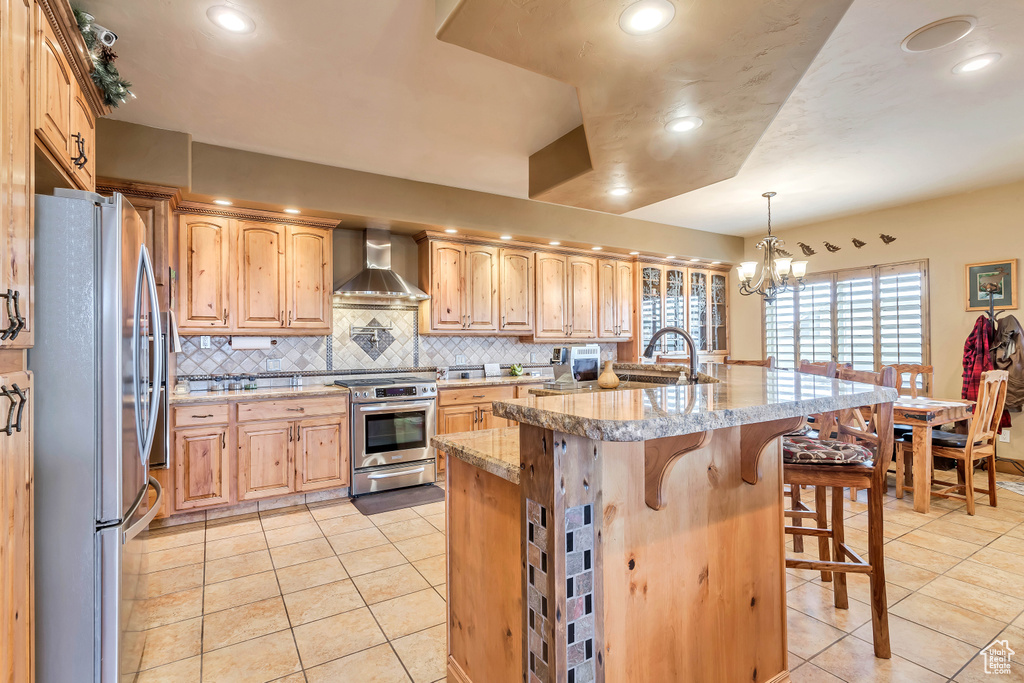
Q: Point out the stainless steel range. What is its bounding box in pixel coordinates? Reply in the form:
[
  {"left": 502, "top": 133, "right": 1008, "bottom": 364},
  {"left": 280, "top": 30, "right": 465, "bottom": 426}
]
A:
[{"left": 334, "top": 375, "right": 437, "bottom": 495}]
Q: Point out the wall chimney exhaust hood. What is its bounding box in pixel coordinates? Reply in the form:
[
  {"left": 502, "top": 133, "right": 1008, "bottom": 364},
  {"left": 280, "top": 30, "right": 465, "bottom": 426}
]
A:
[{"left": 333, "top": 228, "right": 429, "bottom": 301}]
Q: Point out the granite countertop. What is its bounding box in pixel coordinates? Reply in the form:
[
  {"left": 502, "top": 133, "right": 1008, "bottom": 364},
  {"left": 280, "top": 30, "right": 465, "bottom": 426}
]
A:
[
  {"left": 438, "top": 374, "right": 552, "bottom": 389},
  {"left": 432, "top": 427, "right": 521, "bottom": 484},
  {"left": 169, "top": 384, "right": 350, "bottom": 405},
  {"left": 492, "top": 363, "right": 898, "bottom": 442},
  {"left": 529, "top": 380, "right": 671, "bottom": 397}
]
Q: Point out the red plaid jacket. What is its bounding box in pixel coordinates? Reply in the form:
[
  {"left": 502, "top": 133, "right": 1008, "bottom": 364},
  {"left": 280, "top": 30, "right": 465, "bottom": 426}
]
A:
[{"left": 962, "top": 315, "right": 1011, "bottom": 429}]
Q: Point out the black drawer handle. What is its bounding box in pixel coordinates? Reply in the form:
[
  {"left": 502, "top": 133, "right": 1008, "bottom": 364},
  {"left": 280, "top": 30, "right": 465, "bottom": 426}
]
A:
[
  {"left": 0, "top": 384, "right": 25, "bottom": 436},
  {"left": 0, "top": 290, "right": 25, "bottom": 341},
  {"left": 71, "top": 133, "right": 88, "bottom": 169},
  {"left": 192, "top": 414, "right": 214, "bottom": 419}
]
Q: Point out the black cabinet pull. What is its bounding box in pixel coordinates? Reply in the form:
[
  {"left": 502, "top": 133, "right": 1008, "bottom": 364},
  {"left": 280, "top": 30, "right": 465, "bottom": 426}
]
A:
[
  {"left": 0, "top": 289, "right": 25, "bottom": 341},
  {"left": 71, "top": 133, "right": 88, "bottom": 169},
  {"left": 10, "top": 290, "right": 24, "bottom": 340},
  {"left": 11, "top": 384, "right": 25, "bottom": 433},
  {"left": 0, "top": 384, "right": 22, "bottom": 436}
]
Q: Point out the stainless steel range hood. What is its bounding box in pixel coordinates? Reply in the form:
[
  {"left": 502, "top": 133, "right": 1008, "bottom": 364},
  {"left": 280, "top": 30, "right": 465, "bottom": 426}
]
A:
[{"left": 333, "top": 228, "right": 429, "bottom": 301}]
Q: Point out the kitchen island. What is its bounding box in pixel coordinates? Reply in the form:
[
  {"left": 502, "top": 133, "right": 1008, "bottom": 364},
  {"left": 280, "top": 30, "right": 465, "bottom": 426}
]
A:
[{"left": 432, "top": 364, "right": 896, "bottom": 683}]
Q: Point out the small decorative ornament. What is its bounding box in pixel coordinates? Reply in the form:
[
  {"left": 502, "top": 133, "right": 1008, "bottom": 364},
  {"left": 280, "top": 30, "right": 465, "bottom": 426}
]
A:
[
  {"left": 852, "top": 238, "right": 866, "bottom": 248},
  {"left": 880, "top": 233, "right": 897, "bottom": 245},
  {"left": 598, "top": 361, "right": 620, "bottom": 389},
  {"left": 73, "top": 9, "right": 135, "bottom": 107},
  {"left": 824, "top": 242, "right": 841, "bottom": 253},
  {"left": 798, "top": 242, "right": 817, "bottom": 256},
  {"left": 776, "top": 248, "right": 793, "bottom": 258}
]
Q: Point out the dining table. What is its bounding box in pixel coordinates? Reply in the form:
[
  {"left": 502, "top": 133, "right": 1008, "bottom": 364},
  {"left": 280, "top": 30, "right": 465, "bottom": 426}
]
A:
[{"left": 893, "top": 397, "right": 975, "bottom": 513}]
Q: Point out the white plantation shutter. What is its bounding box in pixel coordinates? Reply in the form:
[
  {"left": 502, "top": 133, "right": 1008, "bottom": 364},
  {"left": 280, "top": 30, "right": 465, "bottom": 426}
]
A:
[
  {"left": 798, "top": 279, "right": 835, "bottom": 364},
  {"left": 836, "top": 271, "right": 875, "bottom": 370},
  {"left": 765, "top": 288, "right": 797, "bottom": 369},
  {"left": 878, "top": 262, "right": 926, "bottom": 366}
]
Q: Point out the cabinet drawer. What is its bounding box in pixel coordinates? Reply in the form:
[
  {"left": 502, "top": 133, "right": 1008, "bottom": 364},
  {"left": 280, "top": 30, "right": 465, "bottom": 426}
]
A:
[
  {"left": 439, "top": 385, "right": 514, "bottom": 406},
  {"left": 174, "top": 404, "right": 229, "bottom": 427},
  {"left": 514, "top": 384, "right": 544, "bottom": 399},
  {"left": 236, "top": 396, "right": 348, "bottom": 422}
]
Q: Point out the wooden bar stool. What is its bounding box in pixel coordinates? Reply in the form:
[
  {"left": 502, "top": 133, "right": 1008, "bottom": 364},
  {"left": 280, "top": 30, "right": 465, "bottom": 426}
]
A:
[
  {"left": 783, "top": 366, "right": 896, "bottom": 658},
  {"left": 724, "top": 356, "right": 776, "bottom": 368}
]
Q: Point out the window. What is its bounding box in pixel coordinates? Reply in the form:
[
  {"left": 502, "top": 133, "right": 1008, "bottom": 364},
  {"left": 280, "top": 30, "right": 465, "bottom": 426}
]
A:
[{"left": 764, "top": 260, "right": 929, "bottom": 371}]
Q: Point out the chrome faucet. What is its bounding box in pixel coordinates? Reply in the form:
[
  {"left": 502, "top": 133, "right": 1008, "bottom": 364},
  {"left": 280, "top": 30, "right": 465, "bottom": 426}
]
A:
[{"left": 642, "top": 326, "right": 699, "bottom": 383}]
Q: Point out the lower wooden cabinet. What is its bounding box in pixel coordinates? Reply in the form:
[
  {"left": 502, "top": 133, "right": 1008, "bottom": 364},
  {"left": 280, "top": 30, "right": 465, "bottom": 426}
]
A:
[
  {"left": 296, "top": 417, "right": 349, "bottom": 492},
  {"left": 174, "top": 425, "right": 232, "bottom": 510},
  {"left": 436, "top": 386, "right": 515, "bottom": 473},
  {"left": 237, "top": 421, "right": 294, "bottom": 501}
]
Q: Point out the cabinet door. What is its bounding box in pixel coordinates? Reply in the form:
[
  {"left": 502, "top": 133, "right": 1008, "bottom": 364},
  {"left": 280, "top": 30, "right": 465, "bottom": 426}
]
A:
[
  {"left": 295, "top": 416, "right": 349, "bottom": 492},
  {"left": 617, "top": 261, "right": 634, "bottom": 338},
  {"left": 688, "top": 269, "right": 709, "bottom": 351},
  {"left": 463, "top": 244, "right": 499, "bottom": 331},
  {"left": 174, "top": 426, "right": 232, "bottom": 510},
  {"left": 567, "top": 256, "right": 598, "bottom": 338},
  {"left": 514, "top": 384, "right": 543, "bottom": 398},
  {"left": 178, "top": 216, "right": 232, "bottom": 329},
  {"left": 535, "top": 253, "right": 567, "bottom": 338},
  {"left": 285, "top": 226, "right": 331, "bottom": 329},
  {"left": 438, "top": 404, "right": 478, "bottom": 435},
  {"left": 664, "top": 267, "right": 688, "bottom": 352},
  {"left": 237, "top": 421, "right": 294, "bottom": 500},
  {"left": 69, "top": 92, "right": 95, "bottom": 190},
  {"left": 477, "top": 405, "right": 512, "bottom": 430},
  {"left": 430, "top": 242, "right": 465, "bottom": 331},
  {"left": 35, "top": 11, "right": 71, "bottom": 163},
  {"left": 237, "top": 222, "right": 286, "bottom": 329},
  {"left": 499, "top": 248, "right": 533, "bottom": 332},
  {"left": 597, "top": 260, "right": 618, "bottom": 338},
  {"left": 710, "top": 272, "right": 728, "bottom": 352}
]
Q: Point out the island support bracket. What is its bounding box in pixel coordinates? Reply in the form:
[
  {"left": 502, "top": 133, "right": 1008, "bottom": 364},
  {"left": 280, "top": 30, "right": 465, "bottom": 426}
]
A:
[
  {"left": 642, "top": 431, "right": 709, "bottom": 511},
  {"left": 739, "top": 416, "right": 805, "bottom": 485}
]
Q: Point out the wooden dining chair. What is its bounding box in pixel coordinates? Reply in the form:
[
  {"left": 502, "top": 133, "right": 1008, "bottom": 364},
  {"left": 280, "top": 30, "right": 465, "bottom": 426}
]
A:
[
  {"left": 783, "top": 365, "right": 896, "bottom": 658},
  {"left": 890, "top": 364, "right": 934, "bottom": 399},
  {"left": 786, "top": 360, "right": 838, "bottom": 554},
  {"left": 887, "top": 364, "right": 934, "bottom": 499},
  {"left": 724, "top": 356, "right": 776, "bottom": 368},
  {"left": 899, "top": 370, "right": 1008, "bottom": 515}
]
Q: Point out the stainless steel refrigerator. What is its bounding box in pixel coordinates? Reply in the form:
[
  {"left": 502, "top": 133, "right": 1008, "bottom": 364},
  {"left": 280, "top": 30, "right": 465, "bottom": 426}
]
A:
[{"left": 31, "top": 189, "right": 165, "bottom": 682}]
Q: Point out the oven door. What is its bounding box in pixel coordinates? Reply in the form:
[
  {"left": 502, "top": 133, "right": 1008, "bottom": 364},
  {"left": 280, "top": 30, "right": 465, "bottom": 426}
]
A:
[{"left": 353, "top": 399, "right": 436, "bottom": 470}]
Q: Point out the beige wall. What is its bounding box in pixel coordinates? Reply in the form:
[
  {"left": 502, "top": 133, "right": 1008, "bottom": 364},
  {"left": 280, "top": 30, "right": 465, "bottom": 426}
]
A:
[{"left": 730, "top": 179, "right": 1024, "bottom": 460}]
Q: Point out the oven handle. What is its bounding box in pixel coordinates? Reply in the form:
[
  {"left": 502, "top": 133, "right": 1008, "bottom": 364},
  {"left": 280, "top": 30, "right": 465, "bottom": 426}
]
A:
[
  {"left": 368, "top": 466, "right": 426, "bottom": 480},
  {"left": 357, "top": 401, "right": 435, "bottom": 413}
]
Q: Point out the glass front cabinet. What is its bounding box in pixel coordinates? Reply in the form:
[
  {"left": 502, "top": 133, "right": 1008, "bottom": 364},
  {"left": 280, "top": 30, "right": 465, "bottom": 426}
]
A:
[{"left": 639, "top": 263, "right": 729, "bottom": 360}]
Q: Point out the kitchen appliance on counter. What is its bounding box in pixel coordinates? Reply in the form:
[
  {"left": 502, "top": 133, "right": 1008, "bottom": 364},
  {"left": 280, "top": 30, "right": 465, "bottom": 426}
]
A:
[
  {"left": 334, "top": 375, "right": 438, "bottom": 495},
  {"left": 31, "top": 190, "right": 165, "bottom": 682},
  {"left": 548, "top": 343, "right": 602, "bottom": 388}
]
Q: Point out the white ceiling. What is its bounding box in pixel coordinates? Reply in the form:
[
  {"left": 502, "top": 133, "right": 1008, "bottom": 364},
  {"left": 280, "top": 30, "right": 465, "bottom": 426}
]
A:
[{"left": 85, "top": 0, "right": 1024, "bottom": 236}]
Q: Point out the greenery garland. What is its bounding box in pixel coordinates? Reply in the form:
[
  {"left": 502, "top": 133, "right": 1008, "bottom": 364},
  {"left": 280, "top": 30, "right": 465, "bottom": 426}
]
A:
[{"left": 72, "top": 8, "right": 134, "bottom": 108}]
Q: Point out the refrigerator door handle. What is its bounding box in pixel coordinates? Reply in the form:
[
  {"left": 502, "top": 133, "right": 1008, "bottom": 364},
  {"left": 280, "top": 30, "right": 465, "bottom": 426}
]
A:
[
  {"left": 124, "top": 476, "right": 162, "bottom": 544},
  {"left": 140, "top": 247, "right": 163, "bottom": 462}
]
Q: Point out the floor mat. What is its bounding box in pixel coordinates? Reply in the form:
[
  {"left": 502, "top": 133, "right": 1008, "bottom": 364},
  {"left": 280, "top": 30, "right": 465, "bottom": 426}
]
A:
[
  {"left": 996, "top": 480, "right": 1024, "bottom": 496},
  {"left": 352, "top": 484, "right": 445, "bottom": 516}
]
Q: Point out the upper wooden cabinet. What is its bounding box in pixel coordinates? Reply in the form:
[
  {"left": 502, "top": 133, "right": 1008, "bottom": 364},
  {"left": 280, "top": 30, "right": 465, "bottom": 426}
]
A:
[
  {"left": 177, "top": 214, "right": 333, "bottom": 335},
  {"left": 534, "top": 253, "right": 567, "bottom": 339},
  {"left": 422, "top": 240, "right": 499, "bottom": 333},
  {"left": 598, "top": 259, "right": 634, "bottom": 339},
  {"left": 566, "top": 256, "right": 597, "bottom": 338},
  {"left": 499, "top": 249, "right": 534, "bottom": 332}
]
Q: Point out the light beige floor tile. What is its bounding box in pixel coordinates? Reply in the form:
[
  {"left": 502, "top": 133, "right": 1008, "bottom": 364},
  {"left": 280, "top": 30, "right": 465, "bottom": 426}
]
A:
[
  {"left": 877, "top": 507, "right": 932, "bottom": 529},
  {"left": 340, "top": 543, "right": 409, "bottom": 576},
  {"left": 898, "top": 529, "right": 983, "bottom": 559},
  {"left": 845, "top": 512, "right": 915, "bottom": 540},
  {"left": 789, "top": 662, "right": 845, "bottom": 682},
  {"left": 810, "top": 633, "right": 946, "bottom": 682},
  {"left": 970, "top": 547, "right": 1024, "bottom": 577},
  {"left": 435, "top": 584, "right": 446, "bottom": 602},
  {"left": 970, "top": 503, "right": 1022, "bottom": 523},
  {"left": 412, "top": 501, "right": 446, "bottom": 517},
  {"left": 392, "top": 623, "right": 446, "bottom": 683},
  {"left": 143, "top": 564, "right": 204, "bottom": 599},
  {"left": 283, "top": 579, "right": 364, "bottom": 626},
  {"left": 851, "top": 614, "right": 979, "bottom": 678},
  {"left": 810, "top": 573, "right": 913, "bottom": 607},
  {"left": 318, "top": 513, "right": 375, "bottom": 536},
  {"left": 292, "top": 606, "right": 387, "bottom": 668},
  {"left": 353, "top": 564, "right": 430, "bottom": 604},
  {"left": 204, "top": 548, "right": 273, "bottom": 584},
  {"left": 412, "top": 554, "right": 446, "bottom": 586},
  {"left": 271, "top": 674, "right": 307, "bottom": 683},
  {"left": 276, "top": 556, "right": 348, "bottom": 594},
  {"left": 260, "top": 508, "right": 315, "bottom": 531},
  {"left": 203, "top": 570, "right": 280, "bottom": 613},
  {"left": 394, "top": 532, "right": 446, "bottom": 562},
  {"left": 327, "top": 526, "right": 391, "bottom": 554},
  {"left": 787, "top": 573, "right": 808, "bottom": 592},
  {"left": 883, "top": 539, "right": 961, "bottom": 573},
  {"left": 136, "top": 655, "right": 201, "bottom": 683},
  {"left": 379, "top": 518, "right": 438, "bottom": 543},
  {"left": 147, "top": 527, "right": 205, "bottom": 553},
  {"left": 786, "top": 608, "right": 847, "bottom": 661},
  {"left": 269, "top": 537, "right": 334, "bottom": 569},
  {"left": 890, "top": 593, "right": 1005, "bottom": 648},
  {"left": 369, "top": 588, "right": 446, "bottom": 639},
  {"left": 881, "top": 557, "right": 939, "bottom": 591},
  {"left": 1005, "top": 523, "right": 1024, "bottom": 540},
  {"left": 424, "top": 513, "right": 445, "bottom": 533},
  {"left": 920, "top": 519, "right": 1002, "bottom": 545},
  {"left": 304, "top": 643, "right": 410, "bottom": 683},
  {"left": 205, "top": 531, "right": 268, "bottom": 561},
  {"left": 205, "top": 517, "right": 263, "bottom": 542},
  {"left": 945, "top": 513, "right": 1019, "bottom": 535},
  {"left": 202, "top": 596, "right": 290, "bottom": 652},
  {"left": 368, "top": 508, "right": 421, "bottom": 527},
  {"left": 201, "top": 630, "right": 301, "bottom": 682},
  {"left": 308, "top": 499, "right": 361, "bottom": 521},
  {"left": 264, "top": 521, "right": 324, "bottom": 548},
  {"left": 145, "top": 544, "right": 205, "bottom": 574},
  {"left": 990, "top": 534, "right": 1024, "bottom": 556},
  {"left": 131, "top": 587, "right": 204, "bottom": 630},
  {"left": 139, "top": 617, "right": 202, "bottom": 671},
  {"left": 919, "top": 575, "right": 1024, "bottom": 622},
  {"left": 947, "top": 560, "right": 1024, "bottom": 599},
  {"left": 786, "top": 582, "right": 873, "bottom": 633}
]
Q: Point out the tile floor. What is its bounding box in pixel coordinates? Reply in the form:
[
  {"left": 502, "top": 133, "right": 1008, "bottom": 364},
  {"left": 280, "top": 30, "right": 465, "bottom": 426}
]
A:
[{"left": 137, "top": 472, "right": 1024, "bottom": 682}]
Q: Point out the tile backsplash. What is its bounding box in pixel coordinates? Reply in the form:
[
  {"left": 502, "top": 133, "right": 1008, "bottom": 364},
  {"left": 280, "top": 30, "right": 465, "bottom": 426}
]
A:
[{"left": 176, "top": 300, "right": 618, "bottom": 379}]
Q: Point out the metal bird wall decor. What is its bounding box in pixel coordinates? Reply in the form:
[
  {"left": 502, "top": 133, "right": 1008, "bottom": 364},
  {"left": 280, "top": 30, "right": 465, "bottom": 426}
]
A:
[
  {"left": 776, "top": 247, "right": 793, "bottom": 258},
  {"left": 798, "top": 242, "right": 816, "bottom": 256},
  {"left": 852, "top": 238, "right": 866, "bottom": 248},
  {"left": 880, "top": 233, "right": 897, "bottom": 245},
  {"left": 824, "top": 242, "right": 841, "bottom": 253}
]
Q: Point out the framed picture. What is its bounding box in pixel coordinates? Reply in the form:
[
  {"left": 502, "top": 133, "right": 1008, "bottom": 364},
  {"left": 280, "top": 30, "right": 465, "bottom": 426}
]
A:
[{"left": 965, "top": 259, "right": 1017, "bottom": 311}]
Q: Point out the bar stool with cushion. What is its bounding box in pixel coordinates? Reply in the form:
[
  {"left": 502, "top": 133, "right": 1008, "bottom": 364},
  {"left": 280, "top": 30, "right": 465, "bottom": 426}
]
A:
[
  {"left": 899, "top": 370, "right": 1008, "bottom": 515},
  {"left": 783, "top": 366, "right": 896, "bottom": 659},
  {"left": 724, "top": 356, "right": 776, "bottom": 368}
]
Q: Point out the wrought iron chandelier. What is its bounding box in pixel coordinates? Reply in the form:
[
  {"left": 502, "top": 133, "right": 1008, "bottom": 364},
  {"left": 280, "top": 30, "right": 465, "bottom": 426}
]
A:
[{"left": 736, "top": 192, "right": 808, "bottom": 302}]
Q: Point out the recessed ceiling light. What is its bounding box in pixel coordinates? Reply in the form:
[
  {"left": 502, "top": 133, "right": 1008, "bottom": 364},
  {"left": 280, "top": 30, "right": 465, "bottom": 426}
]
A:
[
  {"left": 901, "top": 16, "right": 976, "bottom": 53},
  {"left": 608, "top": 187, "right": 632, "bottom": 196},
  {"left": 549, "top": 241, "right": 561, "bottom": 246},
  {"left": 619, "top": 0, "right": 675, "bottom": 35},
  {"left": 284, "top": 208, "right": 300, "bottom": 214},
  {"left": 444, "top": 228, "right": 458, "bottom": 234},
  {"left": 711, "top": 261, "right": 721, "bottom": 265},
  {"left": 666, "top": 255, "right": 675, "bottom": 259},
  {"left": 629, "top": 251, "right": 640, "bottom": 255},
  {"left": 952, "top": 53, "right": 1001, "bottom": 74},
  {"left": 500, "top": 235, "right": 513, "bottom": 240},
  {"left": 666, "top": 116, "right": 703, "bottom": 133},
  {"left": 591, "top": 246, "right": 603, "bottom": 251},
  {"left": 207, "top": 6, "right": 255, "bottom": 34},
  {"left": 213, "top": 199, "right": 232, "bottom": 206},
  {"left": 689, "top": 258, "right": 700, "bottom": 262}
]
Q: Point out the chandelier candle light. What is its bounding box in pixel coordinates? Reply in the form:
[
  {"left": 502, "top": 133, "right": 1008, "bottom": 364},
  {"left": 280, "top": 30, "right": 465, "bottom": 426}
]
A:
[{"left": 737, "top": 192, "right": 808, "bottom": 302}]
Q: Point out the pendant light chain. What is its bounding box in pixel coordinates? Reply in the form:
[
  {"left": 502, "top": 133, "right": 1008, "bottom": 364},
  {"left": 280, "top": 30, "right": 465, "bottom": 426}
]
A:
[{"left": 736, "top": 191, "right": 807, "bottom": 302}]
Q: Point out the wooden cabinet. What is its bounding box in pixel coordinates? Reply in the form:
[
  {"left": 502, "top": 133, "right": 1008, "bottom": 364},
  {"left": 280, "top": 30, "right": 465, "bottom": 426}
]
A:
[
  {"left": 423, "top": 240, "right": 499, "bottom": 332},
  {"left": 179, "top": 215, "right": 232, "bottom": 329},
  {"left": 617, "top": 261, "right": 634, "bottom": 338},
  {"left": 598, "top": 259, "right": 634, "bottom": 339},
  {"left": 477, "top": 406, "right": 512, "bottom": 430},
  {"left": 237, "top": 421, "right": 294, "bottom": 501},
  {"left": 174, "top": 425, "right": 232, "bottom": 510},
  {"left": 285, "top": 226, "right": 332, "bottom": 329},
  {"left": 464, "top": 244, "right": 499, "bottom": 331},
  {"left": 567, "top": 256, "right": 597, "bottom": 337},
  {"left": 237, "top": 222, "right": 286, "bottom": 329},
  {"left": 295, "top": 416, "right": 348, "bottom": 492},
  {"left": 436, "top": 385, "right": 515, "bottom": 473},
  {"left": 499, "top": 248, "right": 533, "bottom": 332},
  {"left": 69, "top": 93, "right": 95, "bottom": 190},
  {"left": 428, "top": 241, "right": 465, "bottom": 331},
  {"left": 514, "top": 383, "right": 544, "bottom": 398},
  {"left": 535, "top": 253, "right": 567, "bottom": 338},
  {"left": 640, "top": 264, "right": 730, "bottom": 357},
  {"left": 686, "top": 268, "right": 729, "bottom": 354}
]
